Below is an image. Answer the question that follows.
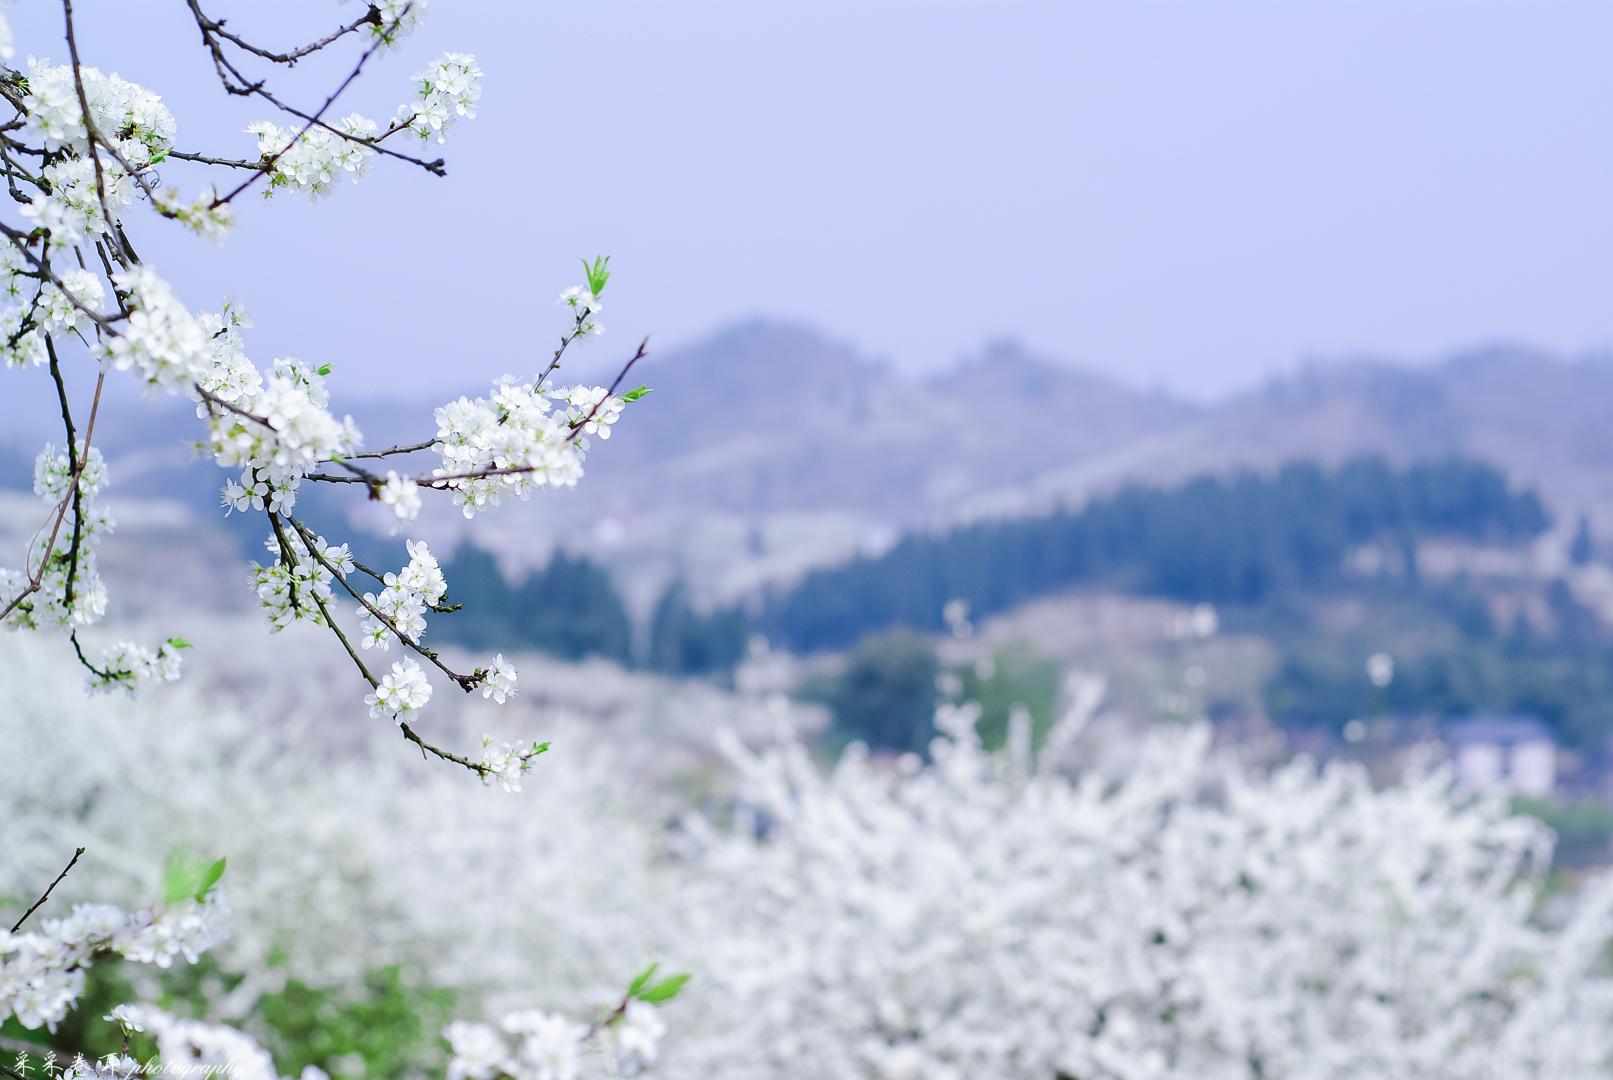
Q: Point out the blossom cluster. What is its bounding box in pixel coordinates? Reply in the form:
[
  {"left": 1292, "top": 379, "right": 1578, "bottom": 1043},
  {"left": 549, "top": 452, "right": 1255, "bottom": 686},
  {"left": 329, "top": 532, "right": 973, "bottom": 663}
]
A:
[
  {"left": 365, "top": 0, "right": 429, "bottom": 47},
  {"left": 431, "top": 377, "right": 625, "bottom": 519},
  {"left": 0, "top": 895, "right": 227, "bottom": 1031},
  {"left": 101, "top": 267, "right": 213, "bottom": 393},
  {"left": 251, "top": 528, "right": 350, "bottom": 632},
  {"left": 0, "top": 242, "right": 107, "bottom": 369},
  {"left": 21, "top": 156, "right": 134, "bottom": 251},
  {"left": 247, "top": 114, "right": 381, "bottom": 200},
  {"left": 86, "top": 639, "right": 184, "bottom": 699},
  {"left": 397, "top": 52, "right": 483, "bottom": 142},
  {"left": 0, "top": 444, "right": 112, "bottom": 632},
  {"left": 22, "top": 58, "right": 177, "bottom": 163},
  {"left": 365, "top": 657, "right": 433, "bottom": 723},
  {"left": 665, "top": 700, "right": 1613, "bottom": 1079},
  {"left": 200, "top": 310, "right": 361, "bottom": 517},
  {"left": 110, "top": 1005, "right": 324, "bottom": 1080},
  {"left": 0, "top": 0, "right": 623, "bottom": 768},
  {"left": 558, "top": 285, "right": 606, "bottom": 338},
  {"left": 16, "top": 60, "right": 179, "bottom": 247},
  {"left": 248, "top": 52, "right": 480, "bottom": 200},
  {"left": 446, "top": 999, "right": 667, "bottom": 1080},
  {"left": 1, "top": 445, "right": 185, "bottom": 697},
  {"left": 356, "top": 539, "right": 446, "bottom": 649},
  {"left": 475, "top": 732, "right": 540, "bottom": 793}
]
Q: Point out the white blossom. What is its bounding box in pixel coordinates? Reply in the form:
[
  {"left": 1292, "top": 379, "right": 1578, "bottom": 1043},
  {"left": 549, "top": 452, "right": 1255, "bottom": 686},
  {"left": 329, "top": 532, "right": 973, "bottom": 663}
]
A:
[
  {"left": 397, "top": 52, "right": 483, "bottom": 143},
  {"left": 246, "top": 114, "right": 381, "bottom": 199},
  {"left": 481, "top": 652, "right": 518, "bottom": 704},
  {"left": 557, "top": 286, "right": 605, "bottom": 336},
  {"left": 100, "top": 268, "right": 212, "bottom": 394},
  {"left": 0, "top": 444, "right": 113, "bottom": 632},
  {"left": 499, "top": 1009, "right": 588, "bottom": 1080},
  {"left": 22, "top": 59, "right": 176, "bottom": 163},
  {"left": 364, "top": 656, "right": 432, "bottom": 723},
  {"left": 109, "top": 1004, "right": 294, "bottom": 1080},
  {"left": 355, "top": 538, "right": 445, "bottom": 649},
  {"left": 252, "top": 529, "right": 338, "bottom": 632},
  {"left": 430, "top": 374, "right": 631, "bottom": 519},
  {"left": 0, "top": 896, "right": 226, "bottom": 1032},
  {"left": 380, "top": 470, "right": 422, "bottom": 521},
  {"left": 446, "top": 1020, "right": 512, "bottom": 1080},
  {"left": 475, "top": 735, "right": 540, "bottom": 793},
  {"left": 20, "top": 155, "right": 134, "bottom": 250},
  {"left": 361, "top": 0, "right": 429, "bottom": 46},
  {"left": 559, "top": 385, "right": 625, "bottom": 442},
  {"left": 608, "top": 1001, "right": 667, "bottom": 1073},
  {"left": 86, "top": 640, "right": 184, "bottom": 699},
  {"left": 153, "top": 184, "right": 234, "bottom": 241}
]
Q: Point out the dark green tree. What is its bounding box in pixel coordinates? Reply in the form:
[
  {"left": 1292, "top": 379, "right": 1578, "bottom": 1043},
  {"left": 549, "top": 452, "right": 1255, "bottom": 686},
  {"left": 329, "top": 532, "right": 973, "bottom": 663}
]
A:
[
  {"left": 1571, "top": 513, "right": 1595, "bottom": 566},
  {"left": 438, "top": 543, "right": 512, "bottom": 648},
  {"left": 646, "top": 581, "right": 749, "bottom": 675},
  {"left": 821, "top": 630, "right": 940, "bottom": 754},
  {"left": 512, "top": 550, "right": 633, "bottom": 663}
]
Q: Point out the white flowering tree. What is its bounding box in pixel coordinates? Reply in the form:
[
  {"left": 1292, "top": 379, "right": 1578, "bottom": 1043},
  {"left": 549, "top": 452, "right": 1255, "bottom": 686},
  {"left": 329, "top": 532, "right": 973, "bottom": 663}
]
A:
[
  {"left": 5, "top": 5, "right": 1613, "bottom": 1080},
  {"left": 665, "top": 698, "right": 1613, "bottom": 1079},
  {"left": 0, "top": 3, "right": 682, "bottom": 1076},
  {"left": 8, "top": 633, "right": 1613, "bottom": 1079},
  {"left": 0, "top": 0, "right": 649, "bottom": 785}
]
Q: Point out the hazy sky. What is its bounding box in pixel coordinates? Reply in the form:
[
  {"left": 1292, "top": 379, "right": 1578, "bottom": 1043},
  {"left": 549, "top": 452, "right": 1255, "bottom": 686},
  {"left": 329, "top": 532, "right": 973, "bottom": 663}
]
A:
[{"left": 12, "top": 1, "right": 1613, "bottom": 399}]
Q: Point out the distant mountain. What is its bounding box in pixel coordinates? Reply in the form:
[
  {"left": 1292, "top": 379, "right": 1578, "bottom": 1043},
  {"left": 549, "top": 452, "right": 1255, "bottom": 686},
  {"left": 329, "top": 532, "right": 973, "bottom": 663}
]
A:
[
  {"left": 583, "top": 321, "right": 1198, "bottom": 519},
  {"left": 971, "top": 345, "right": 1613, "bottom": 526},
  {"left": 7, "top": 326, "right": 1613, "bottom": 560}
]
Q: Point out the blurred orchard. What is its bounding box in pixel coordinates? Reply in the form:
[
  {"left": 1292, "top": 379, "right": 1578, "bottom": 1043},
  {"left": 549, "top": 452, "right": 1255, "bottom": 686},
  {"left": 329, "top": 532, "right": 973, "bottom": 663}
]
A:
[{"left": 2, "top": 2, "right": 1612, "bottom": 1078}]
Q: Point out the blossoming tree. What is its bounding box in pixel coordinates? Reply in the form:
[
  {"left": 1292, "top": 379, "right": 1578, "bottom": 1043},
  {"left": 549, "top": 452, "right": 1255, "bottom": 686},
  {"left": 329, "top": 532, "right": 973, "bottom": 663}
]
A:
[
  {"left": 666, "top": 697, "right": 1613, "bottom": 1079},
  {"left": 6, "top": 5, "right": 1613, "bottom": 1080},
  {"left": 0, "top": 3, "right": 681, "bottom": 1075},
  {"left": 0, "top": 0, "right": 649, "bottom": 786}
]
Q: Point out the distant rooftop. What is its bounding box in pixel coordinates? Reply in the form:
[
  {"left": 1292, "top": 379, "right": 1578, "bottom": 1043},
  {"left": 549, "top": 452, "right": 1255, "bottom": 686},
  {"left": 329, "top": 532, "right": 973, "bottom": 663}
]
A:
[{"left": 1444, "top": 714, "right": 1552, "bottom": 746}]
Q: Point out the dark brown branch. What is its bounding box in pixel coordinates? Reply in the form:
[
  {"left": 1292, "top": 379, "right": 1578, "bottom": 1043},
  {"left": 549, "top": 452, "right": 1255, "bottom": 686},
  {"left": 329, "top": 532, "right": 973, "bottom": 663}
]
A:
[
  {"left": 167, "top": 149, "right": 266, "bottom": 171},
  {"left": 0, "top": 368, "right": 106, "bottom": 624},
  {"left": 61, "top": 0, "right": 125, "bottom": 252},
  {"left": 203, "top": 3, "right": 445, "bottom": 207},
  {"left": 571, "top": 336, "right": 649, "bottom": 433},
  {"left": 11, "top": 847, "right": 85, "bottom": 933},
  {"left": 45, "top": 335, "right": 85, "bottom": 613},
  {"left": 340, "top": 438, "right": 437, "bottom": 461},
  {"left": 275, "top": 516, "right": 502, "bottom": 779},
  {"left": 284, "top": 515, "right": 483, "bottom": 692},
  {"left": 183, "top": 1, "right": 376, "bottom": 67}
]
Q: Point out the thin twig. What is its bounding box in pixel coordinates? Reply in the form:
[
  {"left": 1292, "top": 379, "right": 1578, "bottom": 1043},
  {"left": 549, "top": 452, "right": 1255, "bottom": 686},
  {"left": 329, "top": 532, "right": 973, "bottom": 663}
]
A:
[
  {"left": 284, "top": 515, "right": 483, "bottom": 692},
  {"left": 11, "top": 847, "right": 85, "bottom": 933}
]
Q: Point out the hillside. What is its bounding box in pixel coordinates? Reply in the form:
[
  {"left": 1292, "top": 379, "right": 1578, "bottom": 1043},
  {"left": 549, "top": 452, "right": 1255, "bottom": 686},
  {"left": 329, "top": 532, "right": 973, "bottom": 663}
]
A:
[
  {"left": 6, "top": 326, "right": 1613, "bottom": 607},
  {"left": 975, "top": 346, "right": 1613, "bottom": 524}
]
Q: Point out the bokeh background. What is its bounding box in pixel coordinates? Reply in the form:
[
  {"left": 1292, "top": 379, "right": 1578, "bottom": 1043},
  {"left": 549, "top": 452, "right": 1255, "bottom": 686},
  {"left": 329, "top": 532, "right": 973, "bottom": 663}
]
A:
[{"left": 6, "top": 1, "right": 1613, "bottom": 1075}]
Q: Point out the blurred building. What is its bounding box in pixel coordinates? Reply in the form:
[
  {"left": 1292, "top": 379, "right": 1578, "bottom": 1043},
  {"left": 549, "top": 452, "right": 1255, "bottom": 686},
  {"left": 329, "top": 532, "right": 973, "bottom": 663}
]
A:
[{"left": 1445, "top": 715, "right": 1556, "bottom": 798}]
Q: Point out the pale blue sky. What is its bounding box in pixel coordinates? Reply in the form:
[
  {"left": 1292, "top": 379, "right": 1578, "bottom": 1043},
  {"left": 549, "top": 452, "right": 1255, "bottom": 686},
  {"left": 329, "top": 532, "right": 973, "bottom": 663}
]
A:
[{"left": 11, "top": 0, "right": 1612, "bottom": 399}]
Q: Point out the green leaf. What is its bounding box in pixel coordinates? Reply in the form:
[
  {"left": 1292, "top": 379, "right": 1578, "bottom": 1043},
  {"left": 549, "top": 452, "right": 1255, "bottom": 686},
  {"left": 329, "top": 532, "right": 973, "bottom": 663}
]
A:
[
  {"left": 165, "top": 636, "right": 194, "bottom": 650},
  {"left": 637, "top": 973, "right": 690, "bottom": 1004},
  {"left": 626, "top": 963, "right": 659, "bottom": 999},
  {"left": 195, "top": 857, "right": 227, "bottom": 902},
  {"left": 582, "top": 255, "right": 611, "bottom": 297},
  {"left": 621, "top": 385, "right": 652, "bottom": 403},
  {"left": 163, "top": 849, "right": 226, "bottom": 906},
  {"left": 163, "top": 850, "right": 198, "bottom": 906},
  {"left": 316, "top": 363, "right": 333, "bottom": 377}
]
